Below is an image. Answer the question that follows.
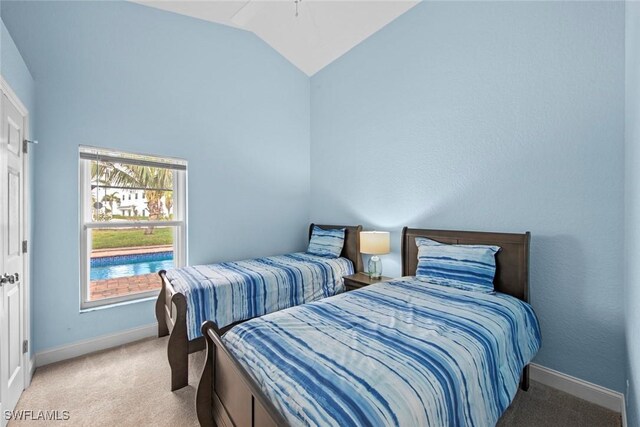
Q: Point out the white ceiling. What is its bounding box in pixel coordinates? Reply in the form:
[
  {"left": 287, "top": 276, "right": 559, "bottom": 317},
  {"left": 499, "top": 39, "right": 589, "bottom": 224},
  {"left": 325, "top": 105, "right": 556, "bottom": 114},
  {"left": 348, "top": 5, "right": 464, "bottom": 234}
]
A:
[{"left": 132, "top": 0, "right": 419, "bottom": 75}]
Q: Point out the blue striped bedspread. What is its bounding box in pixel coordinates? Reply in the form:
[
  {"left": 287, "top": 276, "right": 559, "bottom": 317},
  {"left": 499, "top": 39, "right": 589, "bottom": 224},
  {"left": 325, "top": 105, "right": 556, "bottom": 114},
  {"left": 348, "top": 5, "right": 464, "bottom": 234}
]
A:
[
  {"left": 165, "top": 253, "right": 353, "bottom": 340},
  {"left": 223, "top": 278, "right": 541, "bottom": 427}
]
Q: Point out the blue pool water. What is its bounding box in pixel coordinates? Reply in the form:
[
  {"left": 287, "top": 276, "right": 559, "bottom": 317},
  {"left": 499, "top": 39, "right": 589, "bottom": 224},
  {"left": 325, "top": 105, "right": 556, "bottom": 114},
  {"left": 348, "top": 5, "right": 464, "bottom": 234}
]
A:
[{"left": 90, "top": 251, "right": 174, "bottom": 281}]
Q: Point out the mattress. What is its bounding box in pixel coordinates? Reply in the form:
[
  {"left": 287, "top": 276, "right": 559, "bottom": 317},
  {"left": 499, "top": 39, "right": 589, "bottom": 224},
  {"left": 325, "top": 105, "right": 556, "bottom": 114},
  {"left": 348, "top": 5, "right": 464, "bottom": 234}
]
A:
[
  {"left": 165, "top": 252, "right": 354, "bottom": 339},
  {"left": 223, "top": 277, "right": 541, "bottom": 427}
]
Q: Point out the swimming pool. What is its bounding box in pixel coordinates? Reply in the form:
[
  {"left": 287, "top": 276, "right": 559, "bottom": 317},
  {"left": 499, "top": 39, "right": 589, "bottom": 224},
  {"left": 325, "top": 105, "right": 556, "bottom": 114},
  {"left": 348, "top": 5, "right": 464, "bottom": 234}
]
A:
[{"left": 90, "top": 251, "right": 174, "bottom": 281}]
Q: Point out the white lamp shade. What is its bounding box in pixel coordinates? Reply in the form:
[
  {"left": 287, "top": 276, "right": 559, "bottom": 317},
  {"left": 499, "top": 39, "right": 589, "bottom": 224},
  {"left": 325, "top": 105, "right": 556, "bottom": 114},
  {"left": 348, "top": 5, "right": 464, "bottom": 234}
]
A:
[{"left": 360, "top": 231, "right": 390, "bottom": 255}]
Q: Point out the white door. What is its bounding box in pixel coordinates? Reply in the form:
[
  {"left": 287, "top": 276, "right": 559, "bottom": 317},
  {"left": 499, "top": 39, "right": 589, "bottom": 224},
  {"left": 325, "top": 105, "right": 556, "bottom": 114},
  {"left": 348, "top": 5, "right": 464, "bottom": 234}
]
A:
[{"left": 0, "top": 91, "right": 25, "bottom": 426}]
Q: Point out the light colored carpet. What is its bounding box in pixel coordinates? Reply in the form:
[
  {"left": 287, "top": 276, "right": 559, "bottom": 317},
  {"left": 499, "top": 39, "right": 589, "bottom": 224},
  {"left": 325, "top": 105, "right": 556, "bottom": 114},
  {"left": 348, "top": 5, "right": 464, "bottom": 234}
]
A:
[
  {"left": 9, "top": 337, "right": 621, "bottom": 426},
  {"left": 9, "top": 337, "right": 201, "bottom": 427},
  {"left": 497, "top": 381, "right": 621, "bottom": 427}
]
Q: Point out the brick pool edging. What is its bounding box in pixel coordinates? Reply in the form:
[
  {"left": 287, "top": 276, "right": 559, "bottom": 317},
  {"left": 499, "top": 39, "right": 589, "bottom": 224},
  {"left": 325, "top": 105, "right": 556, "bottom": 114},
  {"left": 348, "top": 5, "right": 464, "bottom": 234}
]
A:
[{"left": 90, "top": 272, "right": 162, "bottom": 301}]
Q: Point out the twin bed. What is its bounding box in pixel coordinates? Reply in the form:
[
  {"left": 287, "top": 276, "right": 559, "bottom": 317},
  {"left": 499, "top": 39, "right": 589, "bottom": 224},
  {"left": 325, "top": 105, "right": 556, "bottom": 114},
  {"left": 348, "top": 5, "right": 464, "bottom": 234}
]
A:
[
  {"left": 194, "top": 227, "right": 541, "bottom": 427},
  {"left": 155, "top": 224, "right": 363, "bottom": 390}
]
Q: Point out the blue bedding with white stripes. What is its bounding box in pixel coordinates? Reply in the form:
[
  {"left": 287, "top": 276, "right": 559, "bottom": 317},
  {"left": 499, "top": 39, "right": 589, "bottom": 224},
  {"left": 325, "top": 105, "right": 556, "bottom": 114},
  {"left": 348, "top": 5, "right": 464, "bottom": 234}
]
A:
[
  {"left": 165, "top": 253, "right": 353, "bottom": 340},
  {"left": 223, "top": 277, "right": 541, "bottom": 427}
]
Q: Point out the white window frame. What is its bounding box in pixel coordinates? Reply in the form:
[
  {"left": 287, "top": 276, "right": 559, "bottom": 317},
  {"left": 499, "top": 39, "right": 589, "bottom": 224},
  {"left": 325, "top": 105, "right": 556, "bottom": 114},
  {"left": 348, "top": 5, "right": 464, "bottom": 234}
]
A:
[{"left": 78, "top": 146, "right": 188, "bottom": 310}]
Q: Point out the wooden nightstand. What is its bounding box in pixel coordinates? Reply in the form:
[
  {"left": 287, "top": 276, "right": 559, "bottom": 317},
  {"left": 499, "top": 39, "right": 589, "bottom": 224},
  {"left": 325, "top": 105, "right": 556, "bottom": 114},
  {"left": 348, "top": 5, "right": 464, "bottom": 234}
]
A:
[{"left": 343, "top": 272, "right": 391, "bottom": 291}]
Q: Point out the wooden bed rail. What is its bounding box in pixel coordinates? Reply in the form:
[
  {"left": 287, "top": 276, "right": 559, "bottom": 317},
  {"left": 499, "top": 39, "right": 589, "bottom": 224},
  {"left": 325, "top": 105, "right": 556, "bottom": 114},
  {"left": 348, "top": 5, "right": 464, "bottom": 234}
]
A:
[{"left": 197, "top": 321, "right": 287, "bottom": 427}]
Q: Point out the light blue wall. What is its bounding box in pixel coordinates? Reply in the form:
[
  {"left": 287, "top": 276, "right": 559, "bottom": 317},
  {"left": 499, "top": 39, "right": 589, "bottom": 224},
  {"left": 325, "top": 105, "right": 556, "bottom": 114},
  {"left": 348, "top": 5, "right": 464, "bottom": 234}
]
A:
[
  {"left": 1, "top": 1, "right": 310, "bottom": 352},
  {"left": 625, "top": 1, "right": 640, "bottom": 424},
  {"left": 0, "top": 18, "right": 34, "bottom": 119},
  {"left": 1, "top": 0, "right": 631, "bottom": 397},
  {"left": 311, "top": 1, "right": 626, "bottom": 392}
]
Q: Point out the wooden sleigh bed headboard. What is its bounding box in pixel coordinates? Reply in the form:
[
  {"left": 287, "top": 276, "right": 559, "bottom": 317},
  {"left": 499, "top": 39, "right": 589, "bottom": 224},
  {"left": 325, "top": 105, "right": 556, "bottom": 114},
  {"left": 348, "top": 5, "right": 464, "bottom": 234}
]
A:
[{"left": 401, "top": 227, "right": 531, "bottom": 302}]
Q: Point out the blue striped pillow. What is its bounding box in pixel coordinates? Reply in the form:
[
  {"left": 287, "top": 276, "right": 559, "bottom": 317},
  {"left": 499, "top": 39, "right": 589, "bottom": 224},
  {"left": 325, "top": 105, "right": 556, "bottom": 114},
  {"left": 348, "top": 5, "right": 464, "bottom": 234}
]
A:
[
  {"left": 415, "top": 237, "right": 500, "bottom": 292},
  {"left": 307, "top": 226, "right": 346, "bottom": 258}
]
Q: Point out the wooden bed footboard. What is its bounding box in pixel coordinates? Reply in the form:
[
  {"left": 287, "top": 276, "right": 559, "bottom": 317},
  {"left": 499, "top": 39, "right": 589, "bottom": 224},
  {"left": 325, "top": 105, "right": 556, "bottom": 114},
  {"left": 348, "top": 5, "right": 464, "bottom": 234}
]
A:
[
  {"left": 156, "top": 270, "right": 205, "bottom": 391},
  {"left": 197, "top": 321, "right": 287, "bottom": 427},
  {"left": 520, "top": 365, "right": 530, "bottom": 391},
  {"left": 155, "top": 270, "right": 171, "bottom": 338},
  {"left": 156, "top": 270, "right": 248, "bottom": 391}
]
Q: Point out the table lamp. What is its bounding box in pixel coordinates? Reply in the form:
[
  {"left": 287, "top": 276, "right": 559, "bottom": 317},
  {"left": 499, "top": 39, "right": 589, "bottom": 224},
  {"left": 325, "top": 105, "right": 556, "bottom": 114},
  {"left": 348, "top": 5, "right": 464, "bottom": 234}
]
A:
[{"left": 360, "top": 231, "right": 390, "bottom": 279}]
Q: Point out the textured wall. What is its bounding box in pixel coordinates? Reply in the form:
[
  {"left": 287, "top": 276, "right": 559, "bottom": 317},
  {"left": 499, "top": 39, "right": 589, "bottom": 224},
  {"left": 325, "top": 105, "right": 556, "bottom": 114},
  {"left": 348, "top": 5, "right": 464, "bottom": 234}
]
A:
[
  {"left": 311, "top": 1, "right": 625, "bottom": 391},
  {"left": 2, "top": 0, "right": 630, "bottom": 398},
  {"left": 625, "top": 1, "right": 640, "bottom": 424},
  {"left": 1, "top": 1, "right": 310, "bottom": 352}
]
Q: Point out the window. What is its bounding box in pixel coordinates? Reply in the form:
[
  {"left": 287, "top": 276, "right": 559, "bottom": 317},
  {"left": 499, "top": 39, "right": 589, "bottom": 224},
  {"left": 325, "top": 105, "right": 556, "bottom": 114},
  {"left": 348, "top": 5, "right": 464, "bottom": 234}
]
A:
[{"left": 79, "top": 146, "right": 187, "bottom": 309}]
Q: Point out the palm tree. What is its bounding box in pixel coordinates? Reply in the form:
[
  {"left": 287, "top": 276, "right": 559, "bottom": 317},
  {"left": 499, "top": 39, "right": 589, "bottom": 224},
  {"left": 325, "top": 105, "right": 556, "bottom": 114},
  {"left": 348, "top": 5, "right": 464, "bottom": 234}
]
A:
[
  {"left": 91, "top": 161, "right": 173, "bottom": 234},
  {"left": 101, "top": 192, "right": 120, "bottom": 215},
  {"left": 164, "top": 191, "right": 173, "bottom": 218}
]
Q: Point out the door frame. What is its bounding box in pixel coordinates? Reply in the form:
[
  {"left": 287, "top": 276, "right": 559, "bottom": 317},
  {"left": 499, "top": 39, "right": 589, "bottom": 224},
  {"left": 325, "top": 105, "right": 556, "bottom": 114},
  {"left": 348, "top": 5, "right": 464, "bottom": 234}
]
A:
[{"left": 0, "top": 75, "right": 33, "bottom": 390}]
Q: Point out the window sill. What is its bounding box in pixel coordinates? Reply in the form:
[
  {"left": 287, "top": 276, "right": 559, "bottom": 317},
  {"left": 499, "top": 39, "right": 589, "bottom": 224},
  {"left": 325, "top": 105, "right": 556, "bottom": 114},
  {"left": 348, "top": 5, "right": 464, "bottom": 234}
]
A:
[{"left": 79, "top": 292, "right": 158, "bottom": 314}]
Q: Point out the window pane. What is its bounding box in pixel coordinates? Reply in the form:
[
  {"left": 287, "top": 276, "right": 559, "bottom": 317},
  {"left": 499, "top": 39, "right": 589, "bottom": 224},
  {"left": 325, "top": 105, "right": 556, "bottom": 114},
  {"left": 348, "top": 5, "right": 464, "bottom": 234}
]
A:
[
  {"left": 89, "top": 226, "right": 174, "bottom": 301},
  {"left": 90, "top": 160, "right": 174, "bottom": 222}
]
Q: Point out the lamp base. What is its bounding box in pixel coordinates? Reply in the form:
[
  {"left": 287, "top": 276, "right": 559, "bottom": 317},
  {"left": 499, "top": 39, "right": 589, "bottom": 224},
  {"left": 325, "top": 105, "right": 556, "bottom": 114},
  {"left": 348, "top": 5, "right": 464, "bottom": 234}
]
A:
[{"left": 368, "top": 255, "right": 382, "bottom": 279}]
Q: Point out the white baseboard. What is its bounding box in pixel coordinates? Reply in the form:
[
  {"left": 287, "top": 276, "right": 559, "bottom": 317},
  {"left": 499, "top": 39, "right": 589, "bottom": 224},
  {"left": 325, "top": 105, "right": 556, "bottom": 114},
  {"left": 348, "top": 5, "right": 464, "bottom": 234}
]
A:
[
  {"left": 530, "top": 363, "right": 625, "bottom": 418},
  {"left": 34, "top": 324, "right": 157, "bottom": 367}
]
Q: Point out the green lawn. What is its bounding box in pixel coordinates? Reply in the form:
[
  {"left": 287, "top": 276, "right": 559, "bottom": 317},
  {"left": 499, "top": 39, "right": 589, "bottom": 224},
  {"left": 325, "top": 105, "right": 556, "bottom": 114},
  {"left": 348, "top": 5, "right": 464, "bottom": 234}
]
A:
[{"left": 92, "top": 227, "right": 173, "bottom": 250}]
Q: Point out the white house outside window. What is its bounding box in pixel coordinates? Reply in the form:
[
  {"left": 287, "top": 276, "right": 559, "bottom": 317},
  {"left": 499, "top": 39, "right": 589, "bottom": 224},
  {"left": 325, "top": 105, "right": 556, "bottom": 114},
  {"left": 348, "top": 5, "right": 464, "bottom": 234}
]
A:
[{"left": 79, "top": 146, "right": 187, "bottom": 310}]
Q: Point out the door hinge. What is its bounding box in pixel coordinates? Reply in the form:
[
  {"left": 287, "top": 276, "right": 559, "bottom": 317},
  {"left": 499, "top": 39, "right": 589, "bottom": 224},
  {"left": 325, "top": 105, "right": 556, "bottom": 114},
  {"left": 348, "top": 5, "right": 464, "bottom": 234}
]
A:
[
  {"left": 22, "top": 240, "right": 27, "bottom": 253},
  {"left": 23, "top": 139, "right": 38, "bottom": 153},
  {"left": 22, "top": 340, "right": 28, "bottom": 354}
]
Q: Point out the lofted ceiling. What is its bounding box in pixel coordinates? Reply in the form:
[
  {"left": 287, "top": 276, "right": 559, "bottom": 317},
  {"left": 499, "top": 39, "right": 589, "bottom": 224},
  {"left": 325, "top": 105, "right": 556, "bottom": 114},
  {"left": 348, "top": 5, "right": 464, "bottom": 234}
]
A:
[{"left": 132, "top": 0, "right": 419, "bottom": 75}]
